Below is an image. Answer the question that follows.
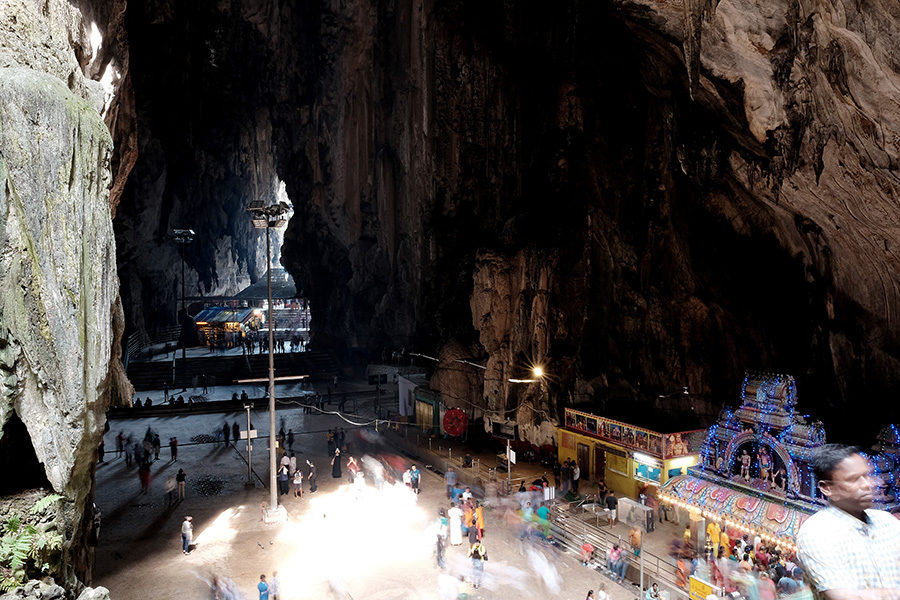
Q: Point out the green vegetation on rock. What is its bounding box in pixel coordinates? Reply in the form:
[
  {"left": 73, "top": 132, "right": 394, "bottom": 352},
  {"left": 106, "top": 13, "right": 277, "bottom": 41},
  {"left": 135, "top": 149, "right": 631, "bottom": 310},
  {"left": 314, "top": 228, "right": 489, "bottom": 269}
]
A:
[{"left": 0, "top": 494, "right": 63, "bottom": 591}]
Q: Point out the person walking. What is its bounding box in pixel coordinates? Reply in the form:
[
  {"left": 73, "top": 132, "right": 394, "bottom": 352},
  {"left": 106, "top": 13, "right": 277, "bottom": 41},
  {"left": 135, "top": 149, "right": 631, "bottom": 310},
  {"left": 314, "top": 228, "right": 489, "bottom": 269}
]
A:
[
  {"left": 181, "top": 515, "right": 193, "bottom": 555},
  {"left": 331, "top": 449, "right": 342, "bottom": 478},
  {"left": 798, "top": 443, "right": 900, "bottom": 597},
  {"left": 257, "top": 574, "right": 269, "bottom": 600},
  {"left": 410, "top": 465, "right": 420, "bottom": 494},
  {"left": 448, "top": 502, "right": 463, "bottom": 546},
  {"left": 445, "top": 466, "right": 457, "bottom": 499},
  {"left": 165, "top": 476, "right": 176, "bottom": 507},
  {"left": 232, "top": 421, "right": 240, "bottom": 446},
  {"left": 222, "top": 422, "right": 230, "bottom": 446},
  {"left": 138, "top": 462, "right": 151, "bottom": 494},
  {"left": 293, "top": 468, "right": 303, "bottom": 498},
  {"left": 152, "top": 434, "right": 161, "bottom": 461},
  {"left": 468, "top": 516, "right": 479, "bottom": 546},
  {"left": 124, "top": 438, "right": 133, "bottom": 467},
  {"left": 435, "top": 509, "right": 448, "bottom": 570},
  {"left": 475, "top": 501, "right": 485, "bottom": 539},
  {"left": 289, "top": 452, "right": 297, "bottom": 477},
  {"left": 115, "top": 432, "right": 124, "bottom": 458},
  {"left": 176, "top": 468, "right": 186, "bottom": 500},
  {"left": 468, "top": 539, "right": 487, "bottom": 589},
  {"left": 308, "top": 460, "right": 317, "bottom": 493},
  {"left": 278, "top": 464, "right": 290, "bottom": 496},
  {"left": 270, "top": 571, "right": 280, "bottom": 600},
  {"left": 605, "top": 491, "right": 618, "bottom": 526},
  {"left": 169, "top": 437, "right": 178, "bottom": 461}
]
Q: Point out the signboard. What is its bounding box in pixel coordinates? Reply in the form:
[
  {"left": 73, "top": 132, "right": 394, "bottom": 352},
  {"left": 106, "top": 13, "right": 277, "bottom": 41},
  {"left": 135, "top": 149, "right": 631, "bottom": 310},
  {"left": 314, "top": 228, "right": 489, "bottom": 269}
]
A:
[
  {"left": 239, "top": 430, "right": 258, "bottom": 440},
  {"left": 564, "top": 408, "right": 705, "bottom": 459},
  {"left": 565, "top": 409, "right": 665, "bottom": 457},
  {"left": 508, "top": 448, "right": 516, "bottom": 464},
  {"left": 689, "top": 576, "right": 717, "bottom": 600},
  {"left": 491, "top": 421, "right": 518, "bottom": 440}
]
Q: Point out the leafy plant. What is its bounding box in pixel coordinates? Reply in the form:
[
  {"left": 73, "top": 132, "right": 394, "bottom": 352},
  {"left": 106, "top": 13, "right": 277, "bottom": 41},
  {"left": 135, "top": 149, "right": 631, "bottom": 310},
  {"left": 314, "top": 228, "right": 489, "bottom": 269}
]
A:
[
  {"left": 0, "top": 494, "right": 64, "bottom": 591},
  {"left": 29, "top": 494, "right": 62, "bottom": 516}
]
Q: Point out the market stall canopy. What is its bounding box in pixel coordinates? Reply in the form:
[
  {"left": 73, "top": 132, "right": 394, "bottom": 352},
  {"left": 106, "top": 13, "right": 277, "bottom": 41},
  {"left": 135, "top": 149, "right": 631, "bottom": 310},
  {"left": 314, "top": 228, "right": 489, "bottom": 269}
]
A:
[{"left": 193, "top": 307, "right": 256, "bottom": 325}]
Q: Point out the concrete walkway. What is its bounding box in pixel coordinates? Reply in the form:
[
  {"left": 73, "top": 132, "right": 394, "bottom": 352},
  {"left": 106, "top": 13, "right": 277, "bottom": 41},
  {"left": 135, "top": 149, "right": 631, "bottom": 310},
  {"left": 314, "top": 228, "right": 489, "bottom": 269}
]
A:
[{"left": 96, "top": 375, "right": 687, "bottom": 600}]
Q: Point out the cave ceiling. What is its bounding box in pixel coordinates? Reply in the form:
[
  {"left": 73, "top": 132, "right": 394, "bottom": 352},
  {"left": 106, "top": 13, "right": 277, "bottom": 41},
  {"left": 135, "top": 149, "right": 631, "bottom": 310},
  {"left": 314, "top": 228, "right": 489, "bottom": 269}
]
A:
[{"left": 105, "top": 0, "right": 900, "bottom": 444}]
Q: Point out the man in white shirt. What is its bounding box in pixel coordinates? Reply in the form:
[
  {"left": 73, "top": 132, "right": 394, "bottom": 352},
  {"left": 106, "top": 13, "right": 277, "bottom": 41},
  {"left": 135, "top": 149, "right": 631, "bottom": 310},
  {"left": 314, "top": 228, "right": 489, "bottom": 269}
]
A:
[
  {"left": 573, "top": 463, "right": 581, "bottom": 493},
  {"left": 797, "top": 444, "right": 900, "bottom": 600},
  {"left": 181, "top": 515, "right": 193, "bottom": 555}
]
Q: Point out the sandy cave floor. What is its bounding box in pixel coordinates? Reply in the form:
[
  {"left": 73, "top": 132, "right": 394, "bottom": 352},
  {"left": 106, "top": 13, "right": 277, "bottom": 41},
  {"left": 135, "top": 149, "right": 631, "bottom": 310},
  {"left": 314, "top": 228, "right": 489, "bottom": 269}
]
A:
[{"left": 93, "top": 406, "right": 637, "bottom": 600}]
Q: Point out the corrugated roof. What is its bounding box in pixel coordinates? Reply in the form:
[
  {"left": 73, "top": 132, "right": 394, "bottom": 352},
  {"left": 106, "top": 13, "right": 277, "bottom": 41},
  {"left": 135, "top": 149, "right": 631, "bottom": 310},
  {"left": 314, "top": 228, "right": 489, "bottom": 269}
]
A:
[{"left": 193, "top": 307, "right": 255, "bottom": 324}]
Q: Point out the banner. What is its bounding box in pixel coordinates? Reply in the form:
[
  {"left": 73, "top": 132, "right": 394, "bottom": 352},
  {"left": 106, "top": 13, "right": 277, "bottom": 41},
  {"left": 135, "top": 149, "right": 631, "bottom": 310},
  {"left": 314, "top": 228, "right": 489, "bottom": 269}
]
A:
[{"left": 565, "top": 408, "right": 704, "bottom": 459}]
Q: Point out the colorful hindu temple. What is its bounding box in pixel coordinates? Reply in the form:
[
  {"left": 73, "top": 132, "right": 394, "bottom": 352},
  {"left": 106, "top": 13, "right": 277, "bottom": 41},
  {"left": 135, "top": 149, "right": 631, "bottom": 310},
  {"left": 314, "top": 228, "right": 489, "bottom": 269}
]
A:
[{"left": 659, "top": 372, "right": 900, "bottom": 551}]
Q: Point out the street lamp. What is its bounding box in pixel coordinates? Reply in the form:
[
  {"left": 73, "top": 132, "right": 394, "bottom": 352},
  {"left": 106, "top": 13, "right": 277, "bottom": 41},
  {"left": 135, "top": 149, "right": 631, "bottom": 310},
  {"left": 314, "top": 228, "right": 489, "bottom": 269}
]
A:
[
  {"left": 507, "top": 365, "right": 546, "bottom": 384},
  {"left": 248, "top": 200, "right": 291, "bottom": 522},
  {"left": 172, "top": 229, "right": 195, "bottom": 364},
  {"left": 503, "top": 365, "right": 547, "bottom": 491}
]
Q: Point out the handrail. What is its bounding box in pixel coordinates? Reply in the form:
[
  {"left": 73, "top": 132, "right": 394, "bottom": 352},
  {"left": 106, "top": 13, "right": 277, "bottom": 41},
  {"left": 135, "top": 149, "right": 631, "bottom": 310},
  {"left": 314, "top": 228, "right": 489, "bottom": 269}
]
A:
[{"left": 551, "top": 505, "right": 690, "bottom": 599}]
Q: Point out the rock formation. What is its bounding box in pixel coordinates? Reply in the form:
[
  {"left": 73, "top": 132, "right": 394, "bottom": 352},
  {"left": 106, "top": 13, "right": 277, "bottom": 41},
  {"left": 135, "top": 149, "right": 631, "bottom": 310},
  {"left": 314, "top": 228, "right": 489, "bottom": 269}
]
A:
[
  {"left": 108, "top": 0, "right": 900, "bottom": 445},
  {"left": 0, "top": 0, "right": 129, "bottom": 588}
]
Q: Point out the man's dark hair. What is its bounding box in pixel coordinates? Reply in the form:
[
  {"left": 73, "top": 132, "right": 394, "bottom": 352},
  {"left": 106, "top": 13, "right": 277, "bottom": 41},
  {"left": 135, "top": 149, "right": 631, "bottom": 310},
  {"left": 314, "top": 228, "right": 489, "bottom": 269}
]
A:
[{"left": 811, "top": 444, "right": 861, "bottom": 481}]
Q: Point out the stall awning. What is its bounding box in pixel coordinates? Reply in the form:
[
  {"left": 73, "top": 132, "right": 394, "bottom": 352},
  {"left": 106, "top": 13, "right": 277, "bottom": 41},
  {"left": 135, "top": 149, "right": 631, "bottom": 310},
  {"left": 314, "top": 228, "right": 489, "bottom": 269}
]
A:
[
  {"left": 193, "top": 307, "right": 255, "bottom": 325},
  {"left": 660, "top": 474, "right": 817, "bottom": 547}
]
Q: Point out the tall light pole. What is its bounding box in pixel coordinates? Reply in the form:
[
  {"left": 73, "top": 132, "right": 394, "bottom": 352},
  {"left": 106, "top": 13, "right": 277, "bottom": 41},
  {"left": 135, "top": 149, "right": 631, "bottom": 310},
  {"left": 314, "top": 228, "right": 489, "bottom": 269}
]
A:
[
  {"left": 506, "top": 365, "right": 547, "bottom": 491},
  {"left": 172, "top": 229, "right": 195, "bottom": 364},
  {"left": 248, "top": 200, "right": 291, "bottom": 520}
]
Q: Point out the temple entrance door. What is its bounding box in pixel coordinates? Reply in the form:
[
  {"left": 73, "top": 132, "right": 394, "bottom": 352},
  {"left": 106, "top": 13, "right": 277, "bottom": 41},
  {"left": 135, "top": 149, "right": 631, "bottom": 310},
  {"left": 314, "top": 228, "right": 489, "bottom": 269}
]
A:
[
  {"left": 594, "top": 445, "right": 605, "bottom": 481},
  {"left": 577, "top": 443, "right": 590, "bottom": 483}
]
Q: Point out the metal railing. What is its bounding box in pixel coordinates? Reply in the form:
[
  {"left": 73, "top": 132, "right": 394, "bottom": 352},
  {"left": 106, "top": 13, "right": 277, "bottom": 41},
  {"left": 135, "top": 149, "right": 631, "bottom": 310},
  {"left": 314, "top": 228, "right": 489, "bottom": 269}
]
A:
[{"left": 552, "top": 504, "right": 689, "bottom": 599}]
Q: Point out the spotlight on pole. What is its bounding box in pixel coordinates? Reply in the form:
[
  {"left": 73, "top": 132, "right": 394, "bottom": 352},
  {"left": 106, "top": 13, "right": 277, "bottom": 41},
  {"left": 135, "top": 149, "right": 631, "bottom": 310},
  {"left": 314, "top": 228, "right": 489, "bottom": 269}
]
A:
[
  {"left": 172, "top": 229, "right": 195, "bottom": 367},
  {"left": 247, "top": 200, "right": 291, "bottom": 524}
]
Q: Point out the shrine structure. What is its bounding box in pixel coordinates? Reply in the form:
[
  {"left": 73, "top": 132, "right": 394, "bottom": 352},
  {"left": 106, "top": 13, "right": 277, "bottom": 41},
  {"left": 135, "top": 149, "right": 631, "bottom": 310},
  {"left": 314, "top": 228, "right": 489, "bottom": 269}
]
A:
[{"left": 659, "top": 372, "right": 900, "bottom": 551}]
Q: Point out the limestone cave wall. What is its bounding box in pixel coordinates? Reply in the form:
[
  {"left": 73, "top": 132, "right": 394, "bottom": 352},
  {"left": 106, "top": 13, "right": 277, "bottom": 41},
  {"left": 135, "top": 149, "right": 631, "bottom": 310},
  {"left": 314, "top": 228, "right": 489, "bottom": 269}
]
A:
[
  {"left": 107, "top": 0, "right": 900, "bottom": 445},
  {"left": 0, "top": 0, "right": 130, "bottom": 588},
  {"left": 271, "top": 0, "right": 900, "bottom": 443}
]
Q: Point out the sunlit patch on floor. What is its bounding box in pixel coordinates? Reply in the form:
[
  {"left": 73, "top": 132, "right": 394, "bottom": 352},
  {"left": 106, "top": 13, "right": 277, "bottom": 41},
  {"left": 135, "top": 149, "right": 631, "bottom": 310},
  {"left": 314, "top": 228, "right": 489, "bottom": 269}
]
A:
[
  {"left": 191, "top": 505, "right": 245, "bottom": 562},
  {"left": 274, "top": 479, "right": 433, "bottom": 599}
]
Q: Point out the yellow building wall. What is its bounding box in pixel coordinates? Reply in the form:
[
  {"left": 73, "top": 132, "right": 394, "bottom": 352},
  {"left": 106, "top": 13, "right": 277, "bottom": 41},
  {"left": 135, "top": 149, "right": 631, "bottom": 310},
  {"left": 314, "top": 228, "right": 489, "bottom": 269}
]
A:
[
  {"left": 557, "top": 429, "right": 637, "bottom": 499},
  {"left": 604, "top": 450, "right": 636, "bottom": 499},
  {"left": 558, "top": 426, "right": 700, "bottom": 499}
]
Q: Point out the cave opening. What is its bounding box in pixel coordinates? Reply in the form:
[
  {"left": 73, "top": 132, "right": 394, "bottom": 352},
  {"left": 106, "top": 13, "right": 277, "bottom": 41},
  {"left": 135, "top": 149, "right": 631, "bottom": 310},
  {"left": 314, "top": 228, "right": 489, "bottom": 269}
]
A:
[{"left": 0, "top": 412, "right": 51, "bottom": 496}]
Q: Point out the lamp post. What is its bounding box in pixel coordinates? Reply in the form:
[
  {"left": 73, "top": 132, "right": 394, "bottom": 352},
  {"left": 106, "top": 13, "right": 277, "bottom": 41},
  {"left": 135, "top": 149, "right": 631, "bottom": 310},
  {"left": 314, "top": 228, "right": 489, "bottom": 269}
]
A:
[
  {"left": 505, "top": 365, "right": 546, "bottom": 491},
  {"left": 248, "top": 200, "right": 291, "bottom": 520},
  {"left": 172, "top": 229, "right": 195, "bottom": 364}
]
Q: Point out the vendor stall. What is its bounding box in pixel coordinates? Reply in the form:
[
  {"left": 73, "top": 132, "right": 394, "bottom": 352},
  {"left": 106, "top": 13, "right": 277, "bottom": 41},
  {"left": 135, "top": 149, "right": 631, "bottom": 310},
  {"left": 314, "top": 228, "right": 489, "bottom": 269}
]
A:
[{"left": 559, "top": 409, "right": 704, "bottom": 499}]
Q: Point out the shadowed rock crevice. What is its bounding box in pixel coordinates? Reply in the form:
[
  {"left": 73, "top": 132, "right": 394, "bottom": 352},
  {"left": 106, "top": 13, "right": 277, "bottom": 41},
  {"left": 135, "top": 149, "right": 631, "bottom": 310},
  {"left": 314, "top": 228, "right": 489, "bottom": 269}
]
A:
[{"left": 0, "top": 413, "right": 51, "bottom": 496}]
